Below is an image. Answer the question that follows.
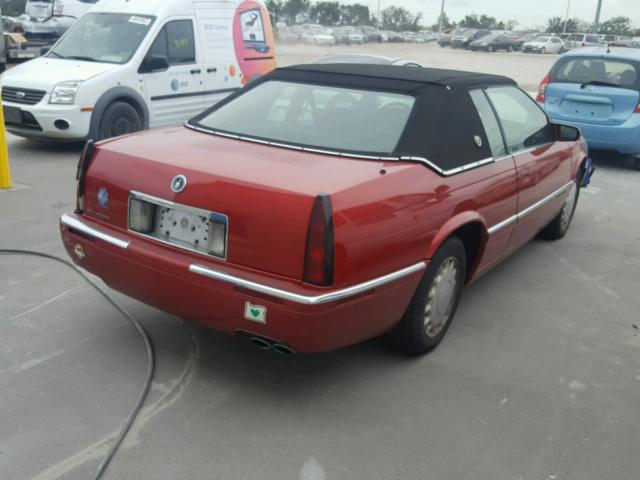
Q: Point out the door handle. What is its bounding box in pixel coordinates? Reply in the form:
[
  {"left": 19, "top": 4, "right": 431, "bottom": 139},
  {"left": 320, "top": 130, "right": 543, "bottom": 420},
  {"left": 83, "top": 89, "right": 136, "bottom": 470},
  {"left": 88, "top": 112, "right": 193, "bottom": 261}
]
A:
[
  {"left": 190, "top": 69, "right": 202, "bottom": 74},
  {"left": 206, "top": 67, "right": 217, "bottom": 73}
]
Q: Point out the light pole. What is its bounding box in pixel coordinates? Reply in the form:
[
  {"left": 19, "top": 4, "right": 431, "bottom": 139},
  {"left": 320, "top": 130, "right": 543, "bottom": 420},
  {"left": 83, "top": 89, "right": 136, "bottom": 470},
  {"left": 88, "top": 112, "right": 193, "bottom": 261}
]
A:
[
  {"left": 593, "top": 0, "right": 603, "bottom": 33},
  {"left": 562, "top": 0, "right": 572, "bottom": 34},
  {"left": 438, "top": 0, "right": 446, "bottom": 35}
]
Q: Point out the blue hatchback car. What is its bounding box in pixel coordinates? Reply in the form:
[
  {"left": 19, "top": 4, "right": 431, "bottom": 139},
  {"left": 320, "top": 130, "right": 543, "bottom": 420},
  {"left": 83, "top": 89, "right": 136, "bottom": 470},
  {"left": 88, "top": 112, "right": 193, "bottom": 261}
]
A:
[{"left": 537, "top": 47, "right": 640, "bottom": 169}]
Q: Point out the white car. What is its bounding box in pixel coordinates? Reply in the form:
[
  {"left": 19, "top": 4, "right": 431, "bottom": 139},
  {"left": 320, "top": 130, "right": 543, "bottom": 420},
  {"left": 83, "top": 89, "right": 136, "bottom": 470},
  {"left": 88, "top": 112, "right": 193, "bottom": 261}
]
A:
[
  {"left": 522, "top": 36, "right": 565, "bottom": 54},
  {"left": 0, "top": 0, "right": 276, "bottom": 141},
  {"left": 303, "top": 31, "right": 336, "bottom": 46},
  {"left": 312, "top": 54, "right": 422, "bottom": 67}
]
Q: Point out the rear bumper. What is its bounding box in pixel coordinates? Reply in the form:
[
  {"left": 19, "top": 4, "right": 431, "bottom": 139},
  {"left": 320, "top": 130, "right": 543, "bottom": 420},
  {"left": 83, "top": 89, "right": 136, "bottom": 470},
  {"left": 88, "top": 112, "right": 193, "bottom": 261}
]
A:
[
  {"left": 60, "top": 213, "right": 425, "bottom": 353},
  {"left": 550, "top": 115, "right": 640, "bottom": 155}
]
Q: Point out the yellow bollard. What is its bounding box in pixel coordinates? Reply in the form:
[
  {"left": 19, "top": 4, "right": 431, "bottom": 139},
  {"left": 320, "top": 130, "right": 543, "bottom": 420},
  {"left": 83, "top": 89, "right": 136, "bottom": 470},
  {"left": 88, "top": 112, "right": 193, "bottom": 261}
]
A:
[{"left": 0, "top": 95, "right": 12, "bottom": 189}]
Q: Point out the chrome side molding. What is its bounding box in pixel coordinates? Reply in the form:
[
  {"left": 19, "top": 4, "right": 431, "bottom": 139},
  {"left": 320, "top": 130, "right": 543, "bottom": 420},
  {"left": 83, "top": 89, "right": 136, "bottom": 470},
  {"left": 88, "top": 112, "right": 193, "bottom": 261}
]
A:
[
  {"left": 189, "top": 261, "right": 426, "bottom": 305},
  {"left": 60, "top": 213, "right": 130, "bottom": 249},
  {"left": 488, "top": 180, "right": 574, "bottom": 235}
]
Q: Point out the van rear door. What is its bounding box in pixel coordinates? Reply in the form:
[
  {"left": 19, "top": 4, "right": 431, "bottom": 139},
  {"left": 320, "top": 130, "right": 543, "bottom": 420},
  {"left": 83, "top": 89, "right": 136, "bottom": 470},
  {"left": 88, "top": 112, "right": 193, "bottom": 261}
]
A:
[
  {"left": 544, "top": 56, "right": 640, "bottom": 126},
  {"left": 141, "top": 18, "right": 206, "bottom": 127}
]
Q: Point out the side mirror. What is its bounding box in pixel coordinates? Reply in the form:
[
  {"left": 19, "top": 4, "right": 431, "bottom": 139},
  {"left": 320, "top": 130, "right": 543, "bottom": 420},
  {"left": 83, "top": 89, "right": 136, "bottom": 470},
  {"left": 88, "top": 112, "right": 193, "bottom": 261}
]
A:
[
  {"left": 140, "top": 54, "right": 169, "bottom": 73},
  {"left": 557, "top": 124, "right": 580, "bottom": 142}
]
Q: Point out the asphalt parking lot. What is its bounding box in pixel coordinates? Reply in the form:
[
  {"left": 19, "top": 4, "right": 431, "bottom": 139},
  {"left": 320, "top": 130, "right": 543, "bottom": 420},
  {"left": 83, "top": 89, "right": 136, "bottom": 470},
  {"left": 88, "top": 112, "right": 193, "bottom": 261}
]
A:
[{"left": 2, "top": 43, "right": 640, "bottom": 480}]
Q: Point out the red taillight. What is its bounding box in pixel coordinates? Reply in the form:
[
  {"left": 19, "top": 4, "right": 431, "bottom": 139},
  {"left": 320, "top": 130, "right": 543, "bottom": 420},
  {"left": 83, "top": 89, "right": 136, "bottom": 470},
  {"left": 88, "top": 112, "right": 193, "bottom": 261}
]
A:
[
  {"left": 536, "top": 73, "right": 550, "bottom": 104},
  {"left": 75, "top": 139, "right": 96, "bottom": 213},
  {"left": 635, "top": 101, "right": 640, "bottom": 113},
  {"left": 303, "top": 194, "right": 334, "bottom": 286}
]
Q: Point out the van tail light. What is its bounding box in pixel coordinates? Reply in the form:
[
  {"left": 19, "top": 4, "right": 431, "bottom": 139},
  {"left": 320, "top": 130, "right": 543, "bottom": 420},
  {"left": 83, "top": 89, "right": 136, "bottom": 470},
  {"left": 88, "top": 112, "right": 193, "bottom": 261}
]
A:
[
  {"left": 536, "top": 73, "right": 550, "bottom": 104},
  {"left": 635, "top": 101, "right": 640, "bottom": 113},
  {"left": 75, "top": 139, "right": 96, "bottom": 213},
  {"left": 303, "top": 194, "right": 334, "bottom": 286}
]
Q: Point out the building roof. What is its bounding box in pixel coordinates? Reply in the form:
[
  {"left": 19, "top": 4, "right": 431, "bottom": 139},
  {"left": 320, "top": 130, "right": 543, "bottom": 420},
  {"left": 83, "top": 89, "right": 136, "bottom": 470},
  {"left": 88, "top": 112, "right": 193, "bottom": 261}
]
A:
[{"left": 281, "top": 63, "right": 516, "bottom": 89}]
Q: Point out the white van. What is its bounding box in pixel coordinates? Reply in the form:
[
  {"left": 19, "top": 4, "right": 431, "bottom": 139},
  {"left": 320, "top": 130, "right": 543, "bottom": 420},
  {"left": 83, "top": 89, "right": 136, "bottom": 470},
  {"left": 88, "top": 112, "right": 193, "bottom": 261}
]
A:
[{"left": 0, "top": 0, "right": 276, "bottom": 141}]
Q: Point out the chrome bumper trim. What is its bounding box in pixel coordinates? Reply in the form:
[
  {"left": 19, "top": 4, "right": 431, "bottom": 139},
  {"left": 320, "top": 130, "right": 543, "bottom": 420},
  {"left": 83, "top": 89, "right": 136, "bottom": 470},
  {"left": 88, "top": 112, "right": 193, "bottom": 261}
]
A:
[
  {"left": 60, "top": 214, "right": 130, "bottom": 249},
  {"left": 189, "top": 261, "right": 426, "bottom": 305},
  {"left": 488, "top": 180, "right": 574, "bottom": 235}
]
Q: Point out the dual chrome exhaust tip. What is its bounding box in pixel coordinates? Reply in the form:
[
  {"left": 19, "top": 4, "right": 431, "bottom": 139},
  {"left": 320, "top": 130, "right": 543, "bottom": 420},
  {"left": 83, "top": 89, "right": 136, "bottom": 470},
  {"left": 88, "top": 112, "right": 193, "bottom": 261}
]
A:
[{"left": 249, "top": 336, "right": 295, "bottom": 355}]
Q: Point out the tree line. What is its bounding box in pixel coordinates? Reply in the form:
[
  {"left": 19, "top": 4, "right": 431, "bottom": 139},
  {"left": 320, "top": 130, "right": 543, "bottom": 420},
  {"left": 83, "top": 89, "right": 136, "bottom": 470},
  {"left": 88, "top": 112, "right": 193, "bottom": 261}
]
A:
[{"left": 266, "top": 1, "right": 423, "bottom": 31}]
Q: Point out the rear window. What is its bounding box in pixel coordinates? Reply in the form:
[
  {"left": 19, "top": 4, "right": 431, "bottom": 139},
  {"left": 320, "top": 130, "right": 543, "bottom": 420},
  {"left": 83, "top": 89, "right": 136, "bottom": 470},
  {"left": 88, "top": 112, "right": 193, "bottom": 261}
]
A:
[
  {"left": 552, "top": 58, "right": 640, "bottom": 90},
  {"left": 192, "top": 80, "right": 415, "bottom": 155}
]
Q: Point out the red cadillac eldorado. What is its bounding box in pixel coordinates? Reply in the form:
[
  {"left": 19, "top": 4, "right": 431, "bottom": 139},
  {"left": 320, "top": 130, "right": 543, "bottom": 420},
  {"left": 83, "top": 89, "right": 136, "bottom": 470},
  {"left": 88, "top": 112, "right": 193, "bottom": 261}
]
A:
[{"left": 60, "top": 64, "right": 592, "bottom": 355}]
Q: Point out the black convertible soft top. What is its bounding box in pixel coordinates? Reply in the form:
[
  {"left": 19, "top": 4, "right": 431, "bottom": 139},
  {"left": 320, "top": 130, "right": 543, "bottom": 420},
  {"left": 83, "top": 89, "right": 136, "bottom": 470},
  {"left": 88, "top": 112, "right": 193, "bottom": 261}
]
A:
[
  {"left": 281, "top": 63, "right": 515, "bottom": 90},
  {"left": 190, "top": 64, "right": 519, "bottom": 174}
]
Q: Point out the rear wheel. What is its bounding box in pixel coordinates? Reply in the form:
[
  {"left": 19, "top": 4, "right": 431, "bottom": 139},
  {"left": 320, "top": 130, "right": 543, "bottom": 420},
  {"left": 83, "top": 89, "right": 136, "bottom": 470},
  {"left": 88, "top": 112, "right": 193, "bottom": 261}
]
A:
[
  {"left": 389, "top": 237, "right": 466, "bottom": 355},
  {"left": 540, "top": 176, "right": 580, "bottom": 240},
  {"left": 98, "top": 101, "right": 142, "bottom": 140}
]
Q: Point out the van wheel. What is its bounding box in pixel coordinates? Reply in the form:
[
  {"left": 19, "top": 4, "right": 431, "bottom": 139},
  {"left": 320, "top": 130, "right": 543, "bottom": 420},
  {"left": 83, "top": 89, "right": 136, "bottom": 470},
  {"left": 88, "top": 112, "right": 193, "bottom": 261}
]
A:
[
  {"left": 98, "top": 101, "right": 142, "bottom": 140},
  {"left": 388, "top": 237, "right": 466, "bottom": 356}
]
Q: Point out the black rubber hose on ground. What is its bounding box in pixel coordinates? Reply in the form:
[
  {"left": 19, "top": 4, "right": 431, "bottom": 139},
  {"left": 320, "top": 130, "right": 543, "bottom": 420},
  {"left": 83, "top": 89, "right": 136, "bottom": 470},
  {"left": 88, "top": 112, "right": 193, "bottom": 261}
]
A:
[{"left": 0, "top": 249, "right": 155, "bottom": 480}]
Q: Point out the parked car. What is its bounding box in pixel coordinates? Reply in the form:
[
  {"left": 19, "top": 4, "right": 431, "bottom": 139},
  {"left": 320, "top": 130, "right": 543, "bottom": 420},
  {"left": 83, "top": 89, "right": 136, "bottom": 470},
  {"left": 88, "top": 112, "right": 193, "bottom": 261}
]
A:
[
  {"left": 438, "top": 33, "right": 453, "bottom": 47},
  {"left": 522, "top": 36, "right": 565, "bottom": 54},
  {"left": 60, "top": 64, "right": 590, "bottom": 355},
  {"left": 470, "top": 33, "right": 516, "bottom": 52},
  {"left": 312, "top": 54, "right": 422, "bottom": 67},
  {"left": 452, "top": 29, "right": 491, "bottom": 49},
  {"left": 290, "top": 25, "right": 304, "bottom": 40},
  {"left": 276, "top": 25, "right": 298, "bottom": 43},
  {"left": 359, "top": 25, "right": 383, "bottom": 42},
  {"left": 514, "top": 32, "right": 543, "bottom": 50},
  {"left": 384, "top": 30, "right": 405, "bottom": 43},
  {"left": 0, "top": 0, "right": 277, "bottom": 141},
  {"left": 564, "top": 33, "right": 602, "bottom": 50},
  {"left": 538, "top": 46, "right": 640, "bottom": 169},
  {"left": 303, "top": 28, "right": 336, "bottom": 46}
]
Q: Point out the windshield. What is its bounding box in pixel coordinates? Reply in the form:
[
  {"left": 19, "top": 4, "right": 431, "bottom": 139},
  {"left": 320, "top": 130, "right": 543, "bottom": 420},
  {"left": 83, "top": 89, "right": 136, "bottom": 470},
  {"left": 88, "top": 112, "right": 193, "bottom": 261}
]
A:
[
  {"left": 192, "top": 80, "right": 416, "bottom": 155},
  {"left": 49, "top": 13, "right": 155, "bottom": 64},
  {"left": 553, "top": 58, "right": 640, "bottom": 90}
]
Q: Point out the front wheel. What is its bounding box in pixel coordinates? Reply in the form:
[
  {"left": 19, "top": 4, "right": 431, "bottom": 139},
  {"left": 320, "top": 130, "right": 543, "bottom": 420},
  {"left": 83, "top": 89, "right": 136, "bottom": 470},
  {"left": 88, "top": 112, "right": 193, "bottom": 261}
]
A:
[
  {"left": 388, "top": 237, "right": 467, "bottom": 355},
  {"left": 540, "top": 177, "right": 580, "bottom": 240},
  {"left": 98, "top": 101, "right": 142, "bottom": 140}
]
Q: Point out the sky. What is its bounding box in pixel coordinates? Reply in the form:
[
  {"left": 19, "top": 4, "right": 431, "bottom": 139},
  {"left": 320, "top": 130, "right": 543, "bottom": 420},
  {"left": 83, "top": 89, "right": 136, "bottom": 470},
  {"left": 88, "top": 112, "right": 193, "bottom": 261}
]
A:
[{"left": 356, "top": 0, "right": 640, "bottom": 30}]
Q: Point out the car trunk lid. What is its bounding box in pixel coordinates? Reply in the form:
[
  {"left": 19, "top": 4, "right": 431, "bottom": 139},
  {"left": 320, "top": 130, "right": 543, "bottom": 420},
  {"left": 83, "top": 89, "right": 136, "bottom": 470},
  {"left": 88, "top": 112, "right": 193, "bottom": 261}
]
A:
[{"left": 82, "top": 127, "right": 403, "bottom": 281}]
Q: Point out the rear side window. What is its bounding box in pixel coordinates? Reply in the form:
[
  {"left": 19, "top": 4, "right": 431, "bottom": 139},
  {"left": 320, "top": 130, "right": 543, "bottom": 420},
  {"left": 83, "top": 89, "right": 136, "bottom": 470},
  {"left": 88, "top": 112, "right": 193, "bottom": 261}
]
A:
[
  {"left": 552, "top": 58, "right": 639, "bottom": 89},
  {"left": 486, "top": 86, "right": 553, "bottom": 153},
  {"left": 469, "top": 89, "right": 507, "bottom": 157},
  {"left": 148, "top": 20, "right": 195, "bottom": 65}
]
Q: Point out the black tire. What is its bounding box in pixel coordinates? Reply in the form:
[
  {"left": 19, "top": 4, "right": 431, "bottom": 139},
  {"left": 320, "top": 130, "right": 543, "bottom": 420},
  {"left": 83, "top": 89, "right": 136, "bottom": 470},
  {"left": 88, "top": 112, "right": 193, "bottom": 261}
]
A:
[
  {"left": 98, "top": 101, "right": 142, "bottom": 140},
  {"left": 389, "top": 237, "right": 467, "bottom": 356},
  {"left": 540, "top": 175, "right": 581, "bottom": 240},
  {"left": 633, "top": 157, "right": 640, "bottom": 171}
]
